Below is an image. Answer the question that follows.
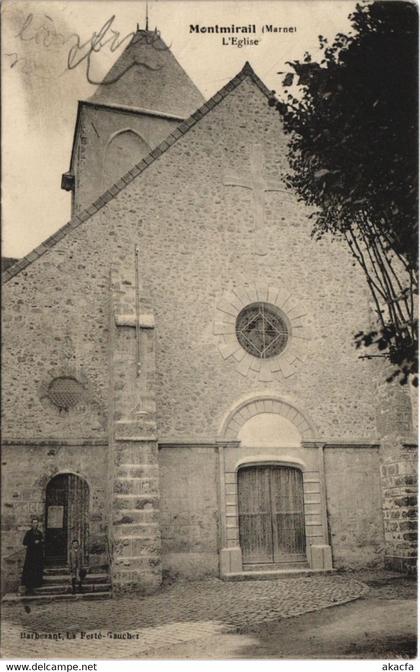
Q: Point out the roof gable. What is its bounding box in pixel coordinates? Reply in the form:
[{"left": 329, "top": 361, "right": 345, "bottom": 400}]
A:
[{"left": 3, "top": 63, "right": 274, "bottom": 284}]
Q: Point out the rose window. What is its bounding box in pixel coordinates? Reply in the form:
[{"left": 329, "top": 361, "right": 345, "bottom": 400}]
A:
[{"left": 236, "top": 302, "right": 289, "bottom": 358}]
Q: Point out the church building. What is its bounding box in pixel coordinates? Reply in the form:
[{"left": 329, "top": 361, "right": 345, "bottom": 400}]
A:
[{"left": 2, "top": 28, "right": 417, "bottom": 597}]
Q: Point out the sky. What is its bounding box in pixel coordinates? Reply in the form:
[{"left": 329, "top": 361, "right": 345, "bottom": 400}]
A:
[{"left": 2, "top": 0, "right": 358, "bottom": 258}]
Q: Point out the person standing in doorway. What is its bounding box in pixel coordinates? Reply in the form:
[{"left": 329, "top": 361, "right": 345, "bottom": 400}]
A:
[
  {"left": 69, "top": 539, "right": 85, "bottom": 594},
  {"left": 21, "top": 517, "right": 44, "bottom": 595}
]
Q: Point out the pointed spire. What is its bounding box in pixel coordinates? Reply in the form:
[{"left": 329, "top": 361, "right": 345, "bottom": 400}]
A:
[
  {"left": 89, "top": 27, "right": 205, "bottom": 116},
  {"left": 145, "top": 0, "right": 149, "bottom": 31}
]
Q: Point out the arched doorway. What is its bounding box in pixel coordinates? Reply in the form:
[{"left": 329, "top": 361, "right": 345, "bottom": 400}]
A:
[
  {"left": 45, "top": 474, "right": 89, "bottom": 567},
  {"left": 238, "top": 465, "right": 306, "bottom": 566}
]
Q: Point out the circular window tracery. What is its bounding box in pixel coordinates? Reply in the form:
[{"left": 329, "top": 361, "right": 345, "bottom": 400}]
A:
[
  {"left": 47, "top": 377, "right": 84, "bottom": 411},
  {"left": 236, "top": 302, "right": 289, "bottom": 359}
]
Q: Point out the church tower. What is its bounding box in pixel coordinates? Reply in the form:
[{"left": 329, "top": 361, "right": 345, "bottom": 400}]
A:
[{"left": 61, "top": 26, "right": 205, "bottom": 214}]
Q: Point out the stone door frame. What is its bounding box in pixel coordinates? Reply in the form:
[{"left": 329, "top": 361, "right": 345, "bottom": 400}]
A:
[{"left": 217, "top": 394, "right": 332, "bottom": 575}]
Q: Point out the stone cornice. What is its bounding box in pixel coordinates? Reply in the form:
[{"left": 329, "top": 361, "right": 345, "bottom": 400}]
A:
[
  {"left": 323, "top": 440, "right": 380, "bottom": 448},
  {"left": 2, "top": 437, "right": 108, "bottom": 446},
  {"left": 81, "top": 99, "right": 185, "bottom": 121}
]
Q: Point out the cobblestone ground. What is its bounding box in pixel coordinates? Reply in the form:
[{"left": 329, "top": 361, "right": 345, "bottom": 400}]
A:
[{"left": 1, "top": 575, "right": 368, "bottom": 659}]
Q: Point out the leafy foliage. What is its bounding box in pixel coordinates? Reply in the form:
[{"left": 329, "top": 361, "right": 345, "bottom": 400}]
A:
[{"left": 270, "top": 1, "right": 418, "bottom": 385}]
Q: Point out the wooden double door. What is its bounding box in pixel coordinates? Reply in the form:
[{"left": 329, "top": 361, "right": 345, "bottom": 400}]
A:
[
  {"left": 45, "top": 474, "right": 89, "bottom": 567},
  {"left": 238, "top": 465, "right": 306, "bottom": 565}
]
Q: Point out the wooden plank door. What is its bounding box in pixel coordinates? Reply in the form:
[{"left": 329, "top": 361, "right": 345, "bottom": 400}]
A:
[
  {"left": 238, "top": 466, "right": 273, "bottom": 564},
  {"left": 67, "top": 474, "right": 89, "bottom": 565},
  {"left": 45, "top": 474, "right": 89, "bottom": 567},
  {"left": 271, "top": 466, "right": 306, "bottom": 562}
]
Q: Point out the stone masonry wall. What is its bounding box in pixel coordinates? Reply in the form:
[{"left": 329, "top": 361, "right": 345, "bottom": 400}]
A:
[
  {"left": 376, "top": 373, "right": 417, "bottom": 573},
  {"left": 324, "top": 446, "right": 384, "bottom": 569},
  {"left": 159, "top": 445, "right": 219, "bottom": 579}
]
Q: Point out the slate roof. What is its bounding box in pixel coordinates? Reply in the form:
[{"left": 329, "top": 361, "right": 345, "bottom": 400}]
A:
[
  {"left": 2, "top": 63, "right": 274, "bottom": 284},
  {"left": 1, "top": 258, "right": 19, "bottom": 273},
  {"left": 89, "top": 29, "right": 205, "bottom": 117}
]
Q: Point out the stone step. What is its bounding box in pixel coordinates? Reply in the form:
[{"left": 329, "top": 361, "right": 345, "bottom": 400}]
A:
[
  {"left": 222, "top": 568, "right": 337, "bottom": 581},
  {"left": 44, "top": 566, "right": 68, "bottom": 575},
  {"left": 2, "top": 591, "right": 112, "bottom": 605},
  {"left": 244, "top": 560, "right": 308, "bottom": 571},
  {"left": 44, "top": 566, "right": 109, "bottom": 575},
  {"left": 43, "top": 572, "right": 109, "bottom": 585},
  {"left": 35, "top": 582, "right": 112, "bottom": 595}
]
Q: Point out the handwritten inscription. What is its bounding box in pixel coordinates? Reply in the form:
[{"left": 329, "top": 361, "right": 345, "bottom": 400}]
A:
[
  {"left": 67, "top": 16, "right": 166, "bottom": 85},
  {"left": 4, "top": 52, "right": 19, "bottom": 68},
  {"left": 7, "top": 13, "right": 168, "bottom": 85},
  {"left": 15, "top": 13, "right": 70, "bottom": 48}
]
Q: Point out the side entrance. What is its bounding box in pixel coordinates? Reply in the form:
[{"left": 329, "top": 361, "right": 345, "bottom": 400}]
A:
[{"left": 45, "top": 473, "right": 89, "bottom": 566}]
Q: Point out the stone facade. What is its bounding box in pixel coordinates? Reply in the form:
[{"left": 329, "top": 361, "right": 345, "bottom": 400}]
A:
[
  {"left": 2, "top": 48, "right": 417, "bottom": 594},
  {"left": 2, "top": 73, "right": 382, "bottom": 441}
]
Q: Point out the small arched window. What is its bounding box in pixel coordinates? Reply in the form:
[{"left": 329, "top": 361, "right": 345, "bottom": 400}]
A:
[{"left": 102, "top": 129, "right": 151, "bottom": 190}]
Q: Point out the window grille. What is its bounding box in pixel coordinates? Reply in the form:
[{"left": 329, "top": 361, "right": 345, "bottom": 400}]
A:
[
  {"left": 47, "top": 377, "right": 83, "bottom": 411},
  {"left": 236, "top": 302, "right": 289, "bottom": 359}
]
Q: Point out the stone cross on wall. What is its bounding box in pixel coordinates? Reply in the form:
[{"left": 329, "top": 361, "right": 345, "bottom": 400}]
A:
[{"left": 224, "top": 144, "right": 288, "bottom": 256}]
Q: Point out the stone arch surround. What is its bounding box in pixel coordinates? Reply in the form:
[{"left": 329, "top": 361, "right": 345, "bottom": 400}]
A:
[
  {"left": 217, "top": 395, "right": 332, "bottom": 576},
  {"left": 219, "top": 394, "right": 316, "bottom": 441},
  {"left": 42, "top": 469, "right": 91, "bottom": 498}
]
